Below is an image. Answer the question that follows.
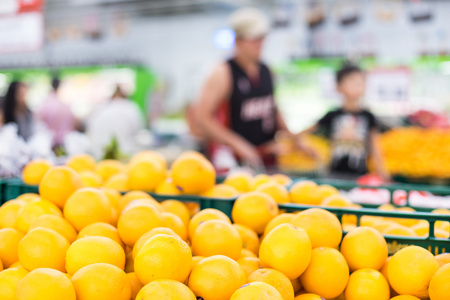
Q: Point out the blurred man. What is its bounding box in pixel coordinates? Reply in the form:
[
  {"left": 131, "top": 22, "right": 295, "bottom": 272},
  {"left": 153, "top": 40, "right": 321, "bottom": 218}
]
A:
[{"left": 197, "top": 8, "right": 293, "bottom": 169}]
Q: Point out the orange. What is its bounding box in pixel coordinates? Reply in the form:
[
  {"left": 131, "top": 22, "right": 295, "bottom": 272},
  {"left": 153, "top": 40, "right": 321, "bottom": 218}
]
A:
[
  {"left": 300, "top": 247, "right": 349, "bottom": 299},
  {"left": 224, "top": 172, "right": 253, "bottom": 192},
  {"left": 435, "top": 253, "right": 450, "bottom": 267},
  {"left": 119, "top": 190, "right": 160, "bottom": 213},
  {"left": 271, "top": 174, "right": 292, "bottom": 186},
  {"left": 18, "top": 228, "right": 69, "bottom": 272},
  {"left": 16, "top": 194, "right": 40, "bottom": 203},
  {"left": 188, "top": 255, "right": 246, "bottom": 300},
  {"left": 240, "top": 248, "right": 257, "bottom": 258},
  {"left": 264, "top": 213, "right": 295, "bottom": 237},
  {"left": 101, "top": 187, "right": 121, "bottom": 211},
  {"left": 432, "top": 208, "right": 450, "bottom": 233},
  {"left": 230, "top": 282, "right": 283, "bottom": 300},
  {"left": 316, "top": 184, "right": 339, "bottom": 201},
  {"left": 39, "top": 166, "right": 82, "bottom": 208},
  {"left": 132, "top": 227, "right": 180, "bottom": 259},
  {"left": 127, "top": 272, "right": 143, "bottom": 299},
  {"left": 71, "top": 263, "right": 131, "bottom": 300},
  {"left": 289, "top": 181, "right": 320, "bottom": 205},
  {"left": 66, "top": 154, "right": 96, "bottom": 173},
  {"left": 129, "top": 151, "right": 167, "bottom": 170},
  {"left": 0, "top": 268, "right": 28, "bottom": 300},
  {"left": 118, "top": 203, "right": 164, "bottom": 246},
  {"left": 0, "top": 200, "right": 26, "bottom": 229},
  {"left": 125, "top": 251, "right": 134, "bottom": 273},
  {"left": 202, "top": 184, "right": 240, "bottom": 198},
  {"left": 155, "top": 178, "right": 181, "bottom": 195},
  {"left": 79, "top": 171, "right": 103, "bottom": 187},
  {"left": 188, "top": 208, "right": 231, "bottom": 239},
  {"left": 256, "top": 182, "right": 290, "bottom": 204},
  {"left": 22, "top": 159, "right": 52, "bottom": 185},
  {"left": 192, "top": 256, "right": 205, "bottom": 267},
  {"left": 162, "top": 212, "right": 188, "bottom": 241},
  {"left": 428, "top": 263, "right": 450, "bottom": 300},
  {"left": 237, "top": 257, "right": 261, "bottom": 277},
  {"left": 103, "top": 173, "right": 128, "bottom": 191},
  {"left": 161, "top": 200, "right": 190, "bottom": 225},
  {"left": 345, "top": 269, "right": 390, "bottom": 300},
  {"left": 390, "top": 296, "right": 421, "bottom": 300},
  {"left": 320, "top": 194, "right": 352, "bottom": 207},
  {"left": 134, "top": 234, "right": 192, "bottom": 284},
  {"left": 16, "top": 268, "right": 75, "bottom": 300},
  {"left": 126, "top": 159, "right": 166, "bottom": 192},
  {"left": 171, "top": 152, "right": 215, "bottom": 194},
  {"left": 77, "top": 222, "right": 124, "bottom": 248},
  {"left": 290, "top": 277, "right": 302, "bottom": 294},
  {"left": 233, "top": 224, "right": 260, "bottom": 254},
  {"left": 192, "top": 220, "right": 242, "bottom": 260},
  {"left": 248, "top": 268, "right": 295, "bottom": 300},
  {"left": 259, "top": 224, "right": 312, "bottom": 280},
  {"left": 340, "top": 227, "right": 388, "bottom": 271},
  {"left": 388, "top": 246, "right": 439, "bottom": 298},
  {"left": 65, "top": 236, "right": 125, "bottom": 275},
  {"left": 250, "top": 174, "right": 275, "bottom": 191},
  {"left": 14, "top": 200, "right": 62, "bottom": 232},
  {"left": 294, "top": 294, "right": 325, "bottom": 300},
  {"left": 95, "top": 160, "right": 124, "bottom": 181},
  {"left": 136, "top": 279, "right": 196, "bottom": 300},
  {"left": 29, "top": 215, "right": 77, "bottom": 243},
  {"left": 291, "top": 208, "right": 342, "bottom": 249},
  {"left": 0, "top": 228, "right": 24, "bottom": 268},
  {"left": 63, "top": 188, "right": 112, "bottom": 231},
  {"left": 383, "top": 225, "right": 416, "bottom": 237},
  {"left": 232, "top": 192, "right": 279, "bottom": 234}
]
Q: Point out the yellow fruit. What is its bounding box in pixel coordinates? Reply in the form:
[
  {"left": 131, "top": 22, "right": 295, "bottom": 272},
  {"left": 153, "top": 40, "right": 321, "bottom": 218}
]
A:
[
  {"left": 345, "top": 269, "right": 389, "bottom": 300},
  {"left": 171, "top": 152, "right": 215, "bottom": 194},
  {"left": 233, "top": 224, "right": 260, "bottom": 254},
  {"left": 79, "top": 171, "right": 103, "bottom": 187},
  {"left": 65, "top": 236, "right": 125, "bottom": 275},
  {"left": 192, "top": 256, "right": 205, "bottom": 267},
  {"left": 127, "top": 272, "right": 143, "bottom": 300},
  {"left": 188, "top": 208, "right": 231, "bottom": 239},
  {"left": 29, "top": 215, "right": 77, "bottom": 243},
  {"left": 9, "top": 261, "right": 24, "bottom": 269},
  {"left": 432, "top": 208, "right": 450, "bottom": 233},
  {"left": 264, "top": 213, "right": 295, "bottom": 236},
  {"left": 379, "top": 203, "right": 396, "bottom": 211},
  {"left": 96, "top": 160, "right": 124, "bottom": 181},
  {"left": 18, "top": 228, "right": 69, "bottom": 271},
  {"left": 135, "top": 234, "right": 192, "bottom": 284},
  {"left": 100, "top": 187, "right": 121, "bottom": 211},
  {"left": 250, "top": 174, "right": 274, "bottom": 191},
  {"left": 119, "top": 190, "right": 158, "bottom": 213},
  {"left": 127, "top": 160, "right": 166, "bottom": 192},
  {"left": 63, "top": 188, "right": 112, "bottom": 231},
  {"left": 192, "top": 220, "right": 242, "bottom": 260},
  {"left": 0, "top": 200, "right": 26, "bottom": 229},
  {"left": 240, "top": 248, "right": 257, "bottom": 258},
  {"left": 71, "top": 263, "right": 130, "bottom": 300},
  {"left": 237, "top": 257, "right": 261, "bottom": 277},
  {"left": 132, "top": 227, "right": 179, "bottom": 259},
  {"left": 136, "top": 279, "right": 196, "bottom": 300},
  {"left": 428, "top": 263, "right": 450, "bottom": 300},
  {"left": 15, "top": 200, "right": 62, "bottom": 232},
  {"left": 272, "top": 174, "right": 292, "bottom": 186},
  {"left": 248, "top": 268, "right": 294, "bottom": 300},
  {"left": 291, "top": 208, "right": 342, "bottom": 249},
  {"left": 66, "top": 154, "right": 96, "bottom": 172},
  {"left": 39, "top": 166, "right": 82, "bottom": 208},
  {"left": 0, "top": 268, "right": 28, "bottom": 300},
  {"left": 103, "top": 173, "right": 128, "bottom": 191},
  {"left": 256, "top": 182, "right": 290, "bottom": 204},
  {"left": 125, "top": 251, "right": 134, "bottom": 273},
  {"left": 291, "top": 277, "right": 302, "bottom": 294},
  {"left": 224, "top": 172, "right": 253, "bottom": 192},
  {"left": 232, "top": 192, "right": 279, "bottom": 234},
  {"left": 118, "top": 203, "right": 164, "bottom": 246},
  {"left": 390, "top": 296, "right": 421, "bottom": 300},
  {"left": 0, "top": 228, "right": 25, "bottom": 268},
  {"left": 289, "top": 181, "right": 320, "bottom": 205},
  {"left": 321, "top": 194, "right": 352, "bottom": 207},
  {"left": 129, "top": 151, "right": 167, "bottom": 169},
  {"left": 188, "top": 255, "right": 246, "bottom": 300},
  {"left": 388, "top": 246, "right": 440, "bottom": 298},
  {"left": 294, "top": 294, "right": 325, "bottom": 300},
  {"left": 340, "top": 227, "right": 388, "bottom": 271},
  {"left": 316, "top": 184, "right": 339, "bottom": 201},
  {"left": 155, "top": 178, "right": 181, "bottom": 195},
  {"left": 16, "top": 194, "right": 40, "bottom": 203},
  {"left": 383, "top": 225, "right": 416, "bottom": 237},
  {"left": 162, "top": 212, "right": 187, "bottom": 241},
  {"left": 435, "top": 253, "right": 450, "bottom": 267},
  {"left": 22, "top": 159, "right": 53, "bottom": 185},
  {"left": 77, "top": 222, "right": 124, "bottom": 248},
  {"left": 260, "top": 224, "right": 312, "bottom": 280},
  {"left": 203, "top": 184, "right": 240, "bottom": 198},
  {"left": 231, "top": 281, "right": 283, "bottom": 300},
  {"left": 300, "top": 247, "right": 349, "bottom": 299},
  {"left": 161, "top": 200, "right": 190, "bottom": 225},
  {"left": 16, "top": 268, "right": 75, "bottom": 300}
]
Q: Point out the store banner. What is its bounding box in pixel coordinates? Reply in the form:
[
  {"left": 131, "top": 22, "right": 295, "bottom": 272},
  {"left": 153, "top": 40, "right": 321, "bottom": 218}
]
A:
[
  {"left": 0, "top": 0, "right": 43, "bottom": 15},
  {"left": 0, "top": 12, "right": 44, "bottom": 53}
]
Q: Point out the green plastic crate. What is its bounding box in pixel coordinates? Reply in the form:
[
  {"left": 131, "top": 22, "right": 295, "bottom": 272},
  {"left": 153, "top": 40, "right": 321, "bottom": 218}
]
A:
[{"left": 4, "top": 180, "right": 39, "bottom": 202}]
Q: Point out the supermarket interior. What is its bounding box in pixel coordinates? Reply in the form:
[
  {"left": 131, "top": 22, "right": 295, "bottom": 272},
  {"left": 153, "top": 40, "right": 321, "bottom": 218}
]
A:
[{"left": 0, "top": 1, "right": 449, "bottom": 300}]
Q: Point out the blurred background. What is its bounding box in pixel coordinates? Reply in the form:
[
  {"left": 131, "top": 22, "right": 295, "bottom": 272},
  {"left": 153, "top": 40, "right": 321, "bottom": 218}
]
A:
[{"left": 1, "top": 0, "right": 449, "bottom": 182}]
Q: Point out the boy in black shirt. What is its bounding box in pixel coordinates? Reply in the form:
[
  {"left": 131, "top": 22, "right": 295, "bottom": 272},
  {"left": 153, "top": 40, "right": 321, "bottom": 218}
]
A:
[{"left": 301, "top": 64, "right": 389, "bottom": 180}]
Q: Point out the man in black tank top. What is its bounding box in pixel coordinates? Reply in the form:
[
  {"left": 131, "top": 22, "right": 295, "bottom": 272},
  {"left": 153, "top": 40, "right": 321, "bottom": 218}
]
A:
[{"left": 197, "top": 8, "right": 295, "bottom": 168}]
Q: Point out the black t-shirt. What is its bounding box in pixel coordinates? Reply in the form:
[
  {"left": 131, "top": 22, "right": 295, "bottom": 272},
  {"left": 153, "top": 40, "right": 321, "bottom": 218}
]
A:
[{"left": 318, "top": 108, "right": 377, "bottom": 175}]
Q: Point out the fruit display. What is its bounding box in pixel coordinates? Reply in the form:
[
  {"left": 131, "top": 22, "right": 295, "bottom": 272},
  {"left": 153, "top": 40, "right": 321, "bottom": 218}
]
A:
[{"left": 0, "top": 151, "right": 448, "bottom": 299}]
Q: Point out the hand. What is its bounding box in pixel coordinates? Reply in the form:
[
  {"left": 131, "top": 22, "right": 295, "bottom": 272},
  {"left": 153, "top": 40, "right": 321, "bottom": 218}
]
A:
[
  {"left": 234, "top": 140, "right": 264, "bottom": 170},
  {"left": 295, "top": 140, "right": 319, "bottom": 160}
]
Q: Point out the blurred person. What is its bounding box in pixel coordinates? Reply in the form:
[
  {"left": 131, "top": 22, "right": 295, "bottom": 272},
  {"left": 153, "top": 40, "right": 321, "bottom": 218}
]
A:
[
  {"left": 299, "top": 64, "right": 389, "bottom": 180},
  {"left": 38, "top": 77, "right": 77, "bottom": 147},
  {"left": 197, "top": 8, "right": 304, "bottom": 169},
  {"left": 2, "top": 81, "right": 34, "bottom": 140},
  {"left": 86, "top": 86, "right": 145, "bottom": 158}
]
